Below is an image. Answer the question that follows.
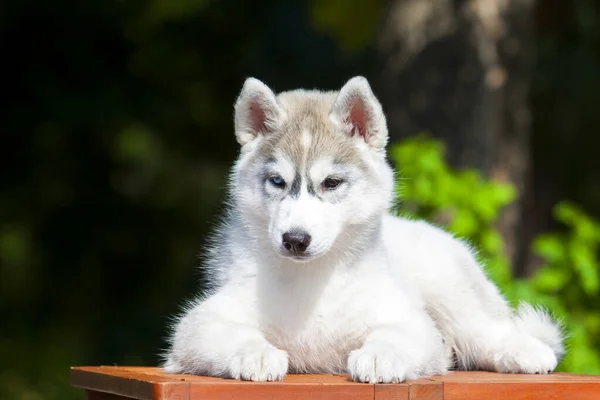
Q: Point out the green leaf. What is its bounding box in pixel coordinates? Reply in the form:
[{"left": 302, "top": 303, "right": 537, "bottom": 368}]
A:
[
  {"left": 532, "top": 234, "right": 565, "bottom": 263},
  {"left": 569, "top": 241, "right": 599, "bottom": 295},
  {"left": 480, "top": 230, "right": 504, "bottom": 254},
  {"left": 532, "top": 267, "right": 570, "bottom": 292},
  {"left": 449, "top": 209, "right": 478, "bottom": 237}
]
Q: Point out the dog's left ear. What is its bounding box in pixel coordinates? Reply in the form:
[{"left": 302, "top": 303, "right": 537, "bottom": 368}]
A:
[{"left": 329, "top": 76, "right": 388, "bottom": 150}]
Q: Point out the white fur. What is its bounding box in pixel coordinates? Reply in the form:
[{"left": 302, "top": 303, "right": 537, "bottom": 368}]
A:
[{"left": 164, "top": 77, "right": 564, "bottom": 383}]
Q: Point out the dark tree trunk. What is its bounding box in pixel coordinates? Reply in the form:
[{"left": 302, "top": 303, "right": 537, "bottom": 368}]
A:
[{"left": 376, "top": 0, "right": 535, "bottom": 277}]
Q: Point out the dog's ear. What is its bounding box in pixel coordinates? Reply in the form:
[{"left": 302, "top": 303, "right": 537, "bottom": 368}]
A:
[
  {"left": 329, "top": 76, "right": 388, "bottom": 150},
  {"left": 234, "top": 78, "right": 286, "bottom": 146}
]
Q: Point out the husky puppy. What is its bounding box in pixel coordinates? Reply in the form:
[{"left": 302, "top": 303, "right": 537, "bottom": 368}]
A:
[{"left": 164, "top": 77, "right": 564, "bottom": 383}]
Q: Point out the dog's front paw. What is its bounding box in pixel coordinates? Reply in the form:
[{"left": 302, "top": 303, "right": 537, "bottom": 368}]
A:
[
  {"left": 493, "top": 335, "right": 558, "bottom": 374},
  {"left": 348, "top": 344, "right": 407, "bottom": 383},
  {"left": 230, "top": 343, "right": 289, "bottom": 381}
]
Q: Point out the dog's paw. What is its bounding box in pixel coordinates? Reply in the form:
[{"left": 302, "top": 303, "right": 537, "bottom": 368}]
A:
[
  {"left": 229, "top": 343, "right": 289, "bottom": 381},
  {"left": 493, "top": 335, "right": 558, "bottom": 374},
  {"left": 348, "top": 344, "right": 407, "bottom": 383}
]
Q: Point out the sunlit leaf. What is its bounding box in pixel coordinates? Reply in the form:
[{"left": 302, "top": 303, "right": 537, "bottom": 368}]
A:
[
  {"left": 532, "top": 267, "right": 570, "bottom": 292},
  {"left": 533, "top": 234, "right": 565, "bottom": 263}
]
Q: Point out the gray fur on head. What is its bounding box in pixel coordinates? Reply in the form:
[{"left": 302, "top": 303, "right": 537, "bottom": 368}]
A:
[{"left": 234, "top": 76, "right": 388, "bottom": 150}]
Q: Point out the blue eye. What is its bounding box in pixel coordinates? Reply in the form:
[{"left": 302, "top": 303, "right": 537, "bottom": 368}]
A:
[{"left": 269, "top": 175, "right": 285, "bottom": 188}]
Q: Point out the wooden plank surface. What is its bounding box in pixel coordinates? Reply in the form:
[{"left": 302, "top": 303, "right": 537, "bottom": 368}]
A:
[
  {"left": 432, "top": 371, "right": 600, "bottom": 400},
  {"left": 71, "top": 366, "right": 600, "bottom": 400},
  {"left": 408, "top": 379, "right": 443, "bottom": 400},
  {"left": 71, "top": 367, "right": 374, "bottom": 400},
  {"left": 375, "top": 378, "right": 445, "bottom": 400},
  {"left": 86, "top": 390, "right": 138, "bottom": 400},
  {"left": 184, "top": 372, "right": 374, "bottom": 400},
  {"left": 429, "top": 371, "right": 600, "bottom": 382},
  {"left": 71, "top": 366, "right": 190, "bottom": 400},
  {"left": 443, "top": 382, "right": 600, "bottom": 400}
]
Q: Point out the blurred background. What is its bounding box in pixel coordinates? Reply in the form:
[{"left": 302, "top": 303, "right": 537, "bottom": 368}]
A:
[{"left": 1, "top": 0, "right": 600, "bottom": 399}]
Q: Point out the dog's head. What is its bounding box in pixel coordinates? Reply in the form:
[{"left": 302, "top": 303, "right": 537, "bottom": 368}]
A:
[{"left": 231, "top": 77, "right": 394, "bottom": 263}]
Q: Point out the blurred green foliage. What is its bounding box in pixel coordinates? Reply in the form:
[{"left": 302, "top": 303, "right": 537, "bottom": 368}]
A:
[{"left": 392, "top": 136, "right": 600, "bottom": 375}]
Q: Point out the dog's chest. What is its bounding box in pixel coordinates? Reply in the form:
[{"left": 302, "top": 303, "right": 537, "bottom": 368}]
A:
[{"left": 258, "top": 270, "right": 371, "bottom": 373}]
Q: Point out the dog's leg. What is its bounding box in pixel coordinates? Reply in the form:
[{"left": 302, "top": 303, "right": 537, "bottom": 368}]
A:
[
  {"left": 164, "top": 285, "right": 289, "bottom": 381},
  {"left": 347, "top": 319, "right": 450, "bottom": 383},
  {"left": 423, "top": 246, "right": 563, "bottom": 374},
  {"left": 384, "top": 217, "right": 564, "bottom": 374},
  {"left": 345, "top": 280, "right": 450, "bottom": 383},
  {"left": 429, "top": 298, "right": 560, "bottom": 373}
]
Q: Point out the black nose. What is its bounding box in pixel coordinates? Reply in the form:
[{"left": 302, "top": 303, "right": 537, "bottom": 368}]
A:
[{"left": 282, "top": 231, "right": 312, "bottom": 254}]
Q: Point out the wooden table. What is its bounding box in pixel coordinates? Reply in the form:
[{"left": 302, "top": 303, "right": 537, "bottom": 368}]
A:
[{"left": 71, "top": 366, "right": 600, "bottom": 400}]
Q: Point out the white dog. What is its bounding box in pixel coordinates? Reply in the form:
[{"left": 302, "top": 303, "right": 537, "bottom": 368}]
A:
[{"left": 164, "top": 77, "right": 564, "bottom": 383}]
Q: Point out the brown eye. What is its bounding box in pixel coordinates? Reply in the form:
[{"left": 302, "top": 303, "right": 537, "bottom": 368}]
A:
[{"left": 323, "top": 177, "right": 342, "bottom": 190}]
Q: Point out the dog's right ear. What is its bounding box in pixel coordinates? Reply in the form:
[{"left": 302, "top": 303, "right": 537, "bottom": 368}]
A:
[{"left": 234, "top": 78, "right": 286, "bottom": 146}]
